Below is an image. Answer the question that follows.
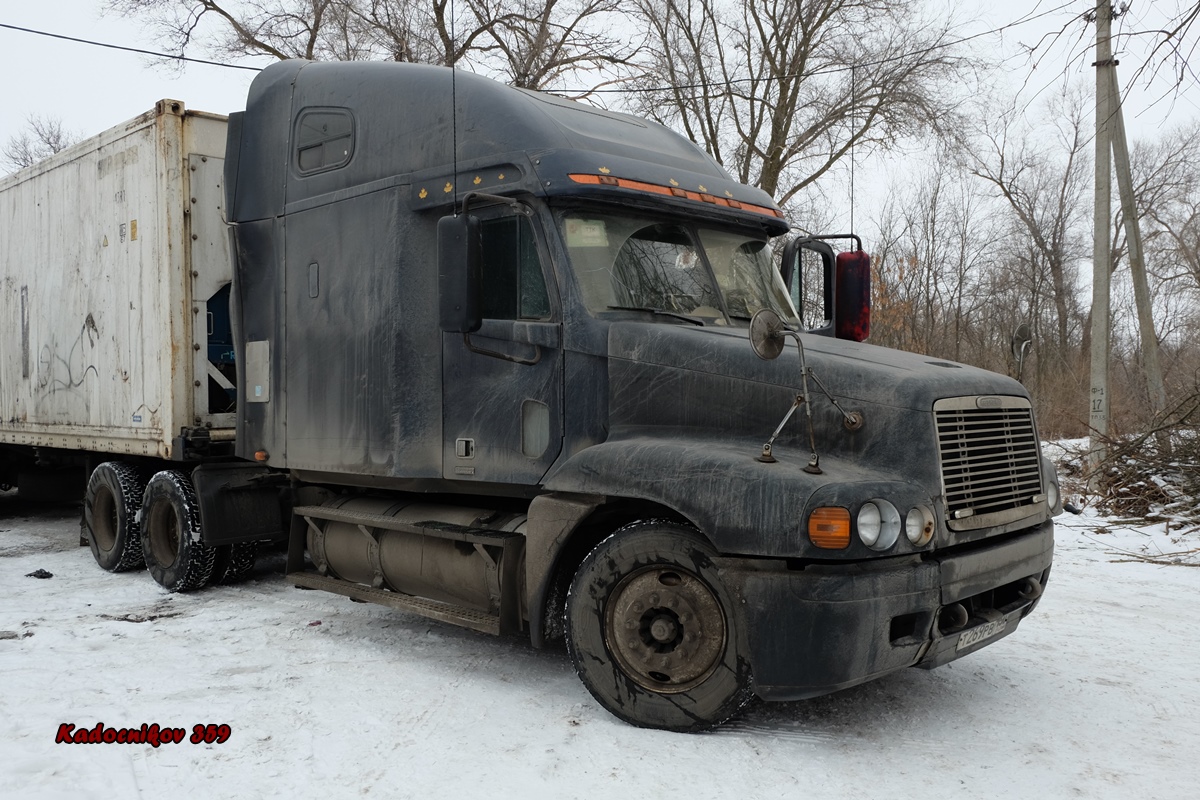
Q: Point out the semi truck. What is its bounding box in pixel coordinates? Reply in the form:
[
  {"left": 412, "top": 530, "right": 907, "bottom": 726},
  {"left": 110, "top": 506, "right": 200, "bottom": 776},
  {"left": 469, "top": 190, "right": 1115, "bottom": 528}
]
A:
[{"left": 0, "top": 60, "right": 1059, "bottom": 732}]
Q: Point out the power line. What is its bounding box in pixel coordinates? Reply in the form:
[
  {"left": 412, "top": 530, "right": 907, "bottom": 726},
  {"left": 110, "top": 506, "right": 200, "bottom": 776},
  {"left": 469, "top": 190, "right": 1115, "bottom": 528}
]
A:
[
  {"left": 550, "top": 1, "right": 1083, "bottom": 95},
  {"left": 0, "top": 22, "right": 263, "bottom": 72},
  {"left": 4, "top": 2, "right": 1084, "bottom": 94}
]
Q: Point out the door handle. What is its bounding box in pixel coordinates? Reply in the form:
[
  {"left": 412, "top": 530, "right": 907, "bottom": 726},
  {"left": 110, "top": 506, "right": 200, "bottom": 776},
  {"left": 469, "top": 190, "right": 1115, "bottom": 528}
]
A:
[{"left": 462, "top": 333, "right": 542, "bottom": 366}]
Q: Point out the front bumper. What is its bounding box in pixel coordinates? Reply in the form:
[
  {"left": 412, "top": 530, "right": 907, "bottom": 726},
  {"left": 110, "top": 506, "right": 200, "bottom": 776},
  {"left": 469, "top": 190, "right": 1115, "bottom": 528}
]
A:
[{"left": 718, "top": 520, "right": 1054, "bottom": 701}]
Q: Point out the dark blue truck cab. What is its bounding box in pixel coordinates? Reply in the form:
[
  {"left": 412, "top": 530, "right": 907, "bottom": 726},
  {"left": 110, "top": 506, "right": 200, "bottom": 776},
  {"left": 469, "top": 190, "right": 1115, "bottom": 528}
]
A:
[{"left": 107, "top": 59, "right": 1059, "bottom": 731}]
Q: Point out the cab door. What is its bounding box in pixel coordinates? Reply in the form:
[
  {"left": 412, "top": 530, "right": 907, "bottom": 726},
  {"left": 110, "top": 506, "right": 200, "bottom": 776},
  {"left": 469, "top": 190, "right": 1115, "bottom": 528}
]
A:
[{"left": 441, "top": 211, "right": 563, "bottom": 485}]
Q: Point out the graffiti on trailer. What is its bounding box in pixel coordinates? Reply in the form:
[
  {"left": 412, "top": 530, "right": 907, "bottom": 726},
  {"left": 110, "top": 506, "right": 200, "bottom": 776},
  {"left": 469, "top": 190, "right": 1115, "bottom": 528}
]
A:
[{"left": 35, "top": 315, "right": 102, "bottom": 400}]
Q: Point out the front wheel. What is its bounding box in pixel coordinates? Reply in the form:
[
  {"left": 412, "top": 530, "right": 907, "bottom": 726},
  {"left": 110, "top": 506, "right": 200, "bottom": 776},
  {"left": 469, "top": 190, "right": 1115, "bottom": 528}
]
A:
[
  {"left": 565, "top": 522, "right": 753, "bottom": 732},
  {"left": 141, "top": 471, "right": 216, "bottom": 592}
]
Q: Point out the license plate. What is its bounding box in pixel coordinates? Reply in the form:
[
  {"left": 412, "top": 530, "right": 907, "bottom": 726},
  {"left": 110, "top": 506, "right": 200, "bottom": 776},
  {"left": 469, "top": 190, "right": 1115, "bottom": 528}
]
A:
[{"left": 955, "top": 615, "right": 1009, "bottom": 651}]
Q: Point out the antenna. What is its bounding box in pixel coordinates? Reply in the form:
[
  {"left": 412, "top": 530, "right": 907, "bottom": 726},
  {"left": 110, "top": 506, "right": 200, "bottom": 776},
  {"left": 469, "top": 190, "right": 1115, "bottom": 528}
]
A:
[
  {"left": 850, "top": 62, "right": 857, "bottom": 233},
  {"left": 450, "top": 0, "right": 459, "bottom": 214}
]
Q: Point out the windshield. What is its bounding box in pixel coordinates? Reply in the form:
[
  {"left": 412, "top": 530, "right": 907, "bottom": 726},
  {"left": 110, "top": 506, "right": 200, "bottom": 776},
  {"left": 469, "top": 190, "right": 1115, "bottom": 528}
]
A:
[{"left": 561, "top": 211, "right": 798, "bottom": 326}]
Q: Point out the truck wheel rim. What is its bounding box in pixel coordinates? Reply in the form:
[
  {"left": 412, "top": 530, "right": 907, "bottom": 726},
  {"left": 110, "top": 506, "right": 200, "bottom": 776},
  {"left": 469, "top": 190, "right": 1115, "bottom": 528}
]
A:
[
  {"left": 148, "top": 503, "right": 181, "bottom": 566},
  {"left": 603, "top": 567, "right": 726, "bottom": 693},
  {"left": 93, "top": 488, "right": 117, "bottom": 551}
]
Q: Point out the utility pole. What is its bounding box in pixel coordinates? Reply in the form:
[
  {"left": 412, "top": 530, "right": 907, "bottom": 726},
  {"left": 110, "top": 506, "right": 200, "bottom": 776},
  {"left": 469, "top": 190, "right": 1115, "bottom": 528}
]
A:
[{"left": 1089, "top": 0, "right": 1113, "bottom": 482}]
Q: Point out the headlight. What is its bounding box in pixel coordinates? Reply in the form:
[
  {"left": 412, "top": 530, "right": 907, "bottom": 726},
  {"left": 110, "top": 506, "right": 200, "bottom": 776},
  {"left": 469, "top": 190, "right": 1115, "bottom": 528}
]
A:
[
  {"left": 905, "top": 505, "right": 936, "bottom": 546},
  {"left": 1042, "top": 456, "right": 1064, "bottom": 516},
  {"left": 858, "top": 500, "right": 900, "bottom": 550}
]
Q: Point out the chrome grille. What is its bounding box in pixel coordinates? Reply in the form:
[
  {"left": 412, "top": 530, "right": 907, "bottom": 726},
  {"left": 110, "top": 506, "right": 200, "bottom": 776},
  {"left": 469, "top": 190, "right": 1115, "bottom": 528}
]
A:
[{"left": 934, "top": 397, "right": 1044, "bottom": 530}]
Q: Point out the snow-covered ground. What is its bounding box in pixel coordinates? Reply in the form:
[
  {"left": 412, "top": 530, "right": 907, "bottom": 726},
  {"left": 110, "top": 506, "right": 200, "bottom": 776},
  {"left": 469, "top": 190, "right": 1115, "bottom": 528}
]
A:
[{"left": 2, "top": 488, "right": 1198, "bottom": 799}]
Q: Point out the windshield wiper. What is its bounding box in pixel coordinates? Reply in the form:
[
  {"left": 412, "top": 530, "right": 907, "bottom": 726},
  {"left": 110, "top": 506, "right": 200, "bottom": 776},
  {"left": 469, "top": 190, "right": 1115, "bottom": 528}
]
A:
[
  {"left": 730, "top": 312, "right": 801, "bottom": 326},
  {"left": 606, "top": 306, "right": 705, "bottom": 326}
]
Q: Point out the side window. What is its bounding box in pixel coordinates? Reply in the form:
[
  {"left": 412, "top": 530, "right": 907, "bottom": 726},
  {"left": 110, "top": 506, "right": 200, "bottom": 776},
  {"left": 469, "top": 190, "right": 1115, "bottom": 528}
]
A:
[
  {"left": 480, "top": 216, "right": 551, "bottom": 320},
  {"left": 295, "top": 109, "right": 354, "bottom": 174}
]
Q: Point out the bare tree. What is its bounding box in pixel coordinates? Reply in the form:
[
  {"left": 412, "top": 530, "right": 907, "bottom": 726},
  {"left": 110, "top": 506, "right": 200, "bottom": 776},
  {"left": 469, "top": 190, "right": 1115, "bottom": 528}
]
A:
[
  {"left": 869, "top": 159, "right": 1003, "bottom": 366},
  {"left": 1137, "top": 121, "right": 1200, "bottom": 296},
  {"left": 1015, "top": 2, "right": 1200, "bottom": 105},
  {"left": 355, "top": 0, "right": 494, "bottom": 65},
  {"left": 1135, "top": 1, "right": 1200, "bottom": 88},
  {"left": 105, "top": 0, "right": 464, "bottom": 63},
  {"left": 943, "top": 85, "right": 1104, "bottom": 435},
  {"left": 1101, "top": 120, "right": 1200, "bottom": 436},
  {"left": 626, "top": 0, "right": 975, "bottom": 211},
  {"left": 105, "top": 0, "right": 637, "bottom": 90},
  {"left": 453, "top": 0, "right": 633, "bottom": 91},
  {"left": 2, "top": 115, "right": 81, "bottom": 172},
  {"left": 964, "top": 86, "right": 1092, "bottom": 358}
]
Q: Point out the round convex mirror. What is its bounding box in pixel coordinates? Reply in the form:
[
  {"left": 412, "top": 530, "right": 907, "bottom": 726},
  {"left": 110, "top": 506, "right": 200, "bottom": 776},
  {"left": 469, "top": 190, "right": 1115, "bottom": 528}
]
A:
[{"left": 750, "top": 308, "right": 786, "bottom": 360}]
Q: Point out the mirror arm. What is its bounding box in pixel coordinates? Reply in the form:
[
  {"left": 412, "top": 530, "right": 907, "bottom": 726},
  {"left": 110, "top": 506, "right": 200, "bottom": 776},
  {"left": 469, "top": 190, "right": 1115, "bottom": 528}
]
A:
[
  {"left": 806, "top": 370, "right": 864, "bottom": 431},
  {"left": 461, "top": 191, "right": 530, "bottom": 217},
  {"left": 792, "top": 331, "right": 822, "bottom": 474},
  {"left": 754, "top": 325, "right": 822, "bottom": 474},
  {"left": 757, "top": 394, "right": 803, "bottom": 464},
  {"left": 749, "top": 308, "right": 863, "bottom": 470},
  {"left": 799, "top": 233, "right": 863, "bottom": 251}
]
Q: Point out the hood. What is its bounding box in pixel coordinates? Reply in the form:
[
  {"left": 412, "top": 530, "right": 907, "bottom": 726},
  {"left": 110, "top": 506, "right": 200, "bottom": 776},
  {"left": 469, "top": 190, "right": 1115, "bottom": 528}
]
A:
[
  {"left": 603, "top": 321, "right": 1033, "bottom": 497},
  {"left": 607, "top": 321, "right": 1028, "bottom": 415}
]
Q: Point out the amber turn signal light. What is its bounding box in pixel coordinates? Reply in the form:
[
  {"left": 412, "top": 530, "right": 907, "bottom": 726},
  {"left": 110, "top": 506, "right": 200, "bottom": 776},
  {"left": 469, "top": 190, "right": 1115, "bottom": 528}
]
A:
[
  {"left": 254, "top": 450, "right": 269, "bottom": 462},
  {"left": 809, "top": 507, "right": 851, "bottom": 549}
]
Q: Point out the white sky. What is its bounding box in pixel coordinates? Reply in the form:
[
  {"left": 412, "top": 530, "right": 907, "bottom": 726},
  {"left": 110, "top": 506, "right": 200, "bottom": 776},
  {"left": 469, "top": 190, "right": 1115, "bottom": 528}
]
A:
[
  {"left": 0, "top": 0, "right": 263, "bottom": 148},
  {"left": 2, "top": 1, "right": 1198, "bottom": 192}
]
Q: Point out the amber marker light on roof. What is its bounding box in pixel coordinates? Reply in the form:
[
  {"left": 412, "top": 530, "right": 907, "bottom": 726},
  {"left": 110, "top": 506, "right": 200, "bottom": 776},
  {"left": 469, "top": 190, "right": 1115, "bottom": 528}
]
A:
[
  {"left": 809, "top": 507, "right": 851, "bottom": 549},
  {"left": 568, "top": 173, "right": 784, "bottom": 220}
]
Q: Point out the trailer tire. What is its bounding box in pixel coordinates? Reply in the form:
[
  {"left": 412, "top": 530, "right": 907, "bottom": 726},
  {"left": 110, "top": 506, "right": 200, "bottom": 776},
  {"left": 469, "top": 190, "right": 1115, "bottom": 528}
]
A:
[
  {"left": 210, "top": 542, "right": 260, "bottom": 585},
  {"left": 83, "top": 462, "right": 146, "bottom": 572},
  {"left": 141, "top": 471, "right": 216, "bottom": 592},
  {"left": 564, "top": 521, "right": 753, "bottom": 732}
]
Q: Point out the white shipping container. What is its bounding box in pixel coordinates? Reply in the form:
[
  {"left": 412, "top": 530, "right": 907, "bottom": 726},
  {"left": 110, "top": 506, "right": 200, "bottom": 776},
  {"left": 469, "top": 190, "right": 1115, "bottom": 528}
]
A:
[{"left": 0, "top": 101, "right": 233, "bottom": 459}]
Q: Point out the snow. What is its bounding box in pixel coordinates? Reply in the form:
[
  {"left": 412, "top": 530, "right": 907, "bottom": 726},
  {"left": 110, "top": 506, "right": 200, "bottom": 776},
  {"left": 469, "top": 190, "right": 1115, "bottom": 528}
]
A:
[{"left": 2, "top": 489, "right": 1198, "bottom": 799}]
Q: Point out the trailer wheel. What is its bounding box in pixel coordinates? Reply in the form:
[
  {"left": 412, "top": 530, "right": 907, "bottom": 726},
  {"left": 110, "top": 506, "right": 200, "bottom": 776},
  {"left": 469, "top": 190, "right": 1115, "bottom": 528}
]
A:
[
  {"left": 83, "top": 462, "right": 146, "bottom": 572},
  {"left": 141, "top": 471, "right": 216, "bottom": 592},
  {"left": 565, "top": 521, "right": 753, "bottom": 732},
  {"left": 210, "top": 542, "right": 260, "bottom": 585}
]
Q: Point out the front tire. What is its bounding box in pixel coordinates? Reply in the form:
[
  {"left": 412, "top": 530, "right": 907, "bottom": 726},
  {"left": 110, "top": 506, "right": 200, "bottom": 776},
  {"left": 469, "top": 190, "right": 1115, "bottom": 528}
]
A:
[
  {"left": 141, "top": 471, "right": 216, "bottom": 592},
  {"left": 565, "top": 521, "right": 753, "bottom": 732},
  {"left": 83, "top": 462, "right": 145, "bottom": 572}
]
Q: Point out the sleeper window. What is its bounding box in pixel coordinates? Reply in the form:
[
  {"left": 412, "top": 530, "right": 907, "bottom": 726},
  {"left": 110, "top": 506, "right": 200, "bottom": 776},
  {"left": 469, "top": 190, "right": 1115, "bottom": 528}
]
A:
[{"left": 295, "top": 110, "right": 354, "bottom": 174}]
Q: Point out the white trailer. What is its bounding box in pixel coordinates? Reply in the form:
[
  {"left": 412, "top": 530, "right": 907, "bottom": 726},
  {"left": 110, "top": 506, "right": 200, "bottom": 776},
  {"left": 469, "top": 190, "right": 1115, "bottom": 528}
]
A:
[{"left": 0, "top": 101, "right": 233, "bottom": 472}]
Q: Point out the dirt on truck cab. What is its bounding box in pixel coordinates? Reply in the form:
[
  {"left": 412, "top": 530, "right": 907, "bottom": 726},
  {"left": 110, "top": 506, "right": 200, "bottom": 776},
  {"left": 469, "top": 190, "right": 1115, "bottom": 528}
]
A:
[{"left": 0, "top": 59, "right": 1061, "bottom": 732}]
